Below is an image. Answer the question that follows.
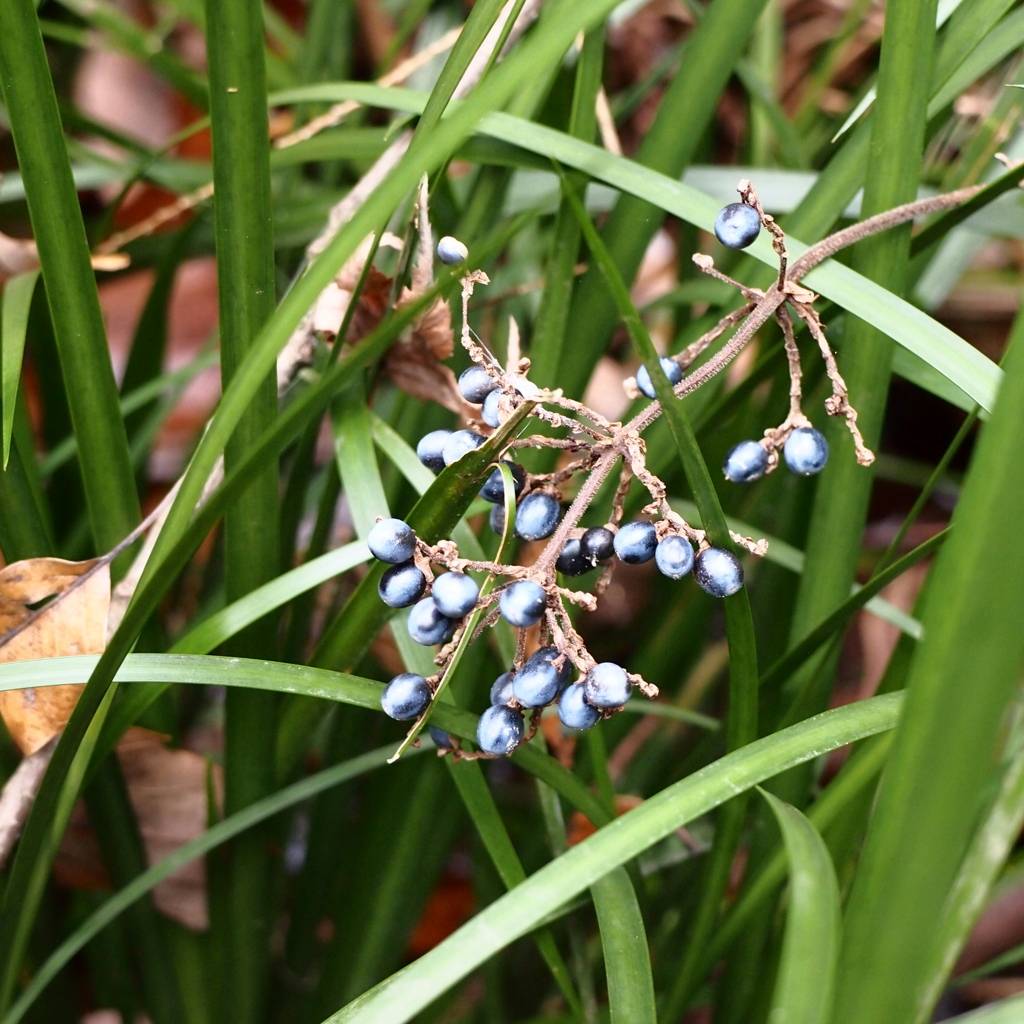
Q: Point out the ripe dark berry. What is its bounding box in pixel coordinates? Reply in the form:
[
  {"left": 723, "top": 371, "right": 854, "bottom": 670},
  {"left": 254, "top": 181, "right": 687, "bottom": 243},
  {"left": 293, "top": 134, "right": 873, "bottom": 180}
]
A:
[
  {"left": 442, "top": 430, "right": 486, "bottom": 466},
  {"left": 515, "top": 492, "right": 561, "bottom": 542},
  {"left": 482, "top": 389, "right": 503, "bottom": 428},
  {"left": 581, "top": 527, "right": 615, "bottom": 565},
  {"left": 429, "top": 726, "right": 453, "bottom": 748},
  {"left": 784, "top": 427, "right": 829, "bottom": 476},
  {"left": 715, "top": 203, "right": 761, "bottom": 249},
  {"left": 489, "top": 671, "right": 515, "bottom": 706},
  {"left": 512, "top": 658, "right": 561, "bottom": 708},
  {"left": 476, "top": 704, "right": 524, "bottom": 756},
  {"left": 655, "top": 535, "right": 695, "bottom": 579},
  {"left": 526, "top": 646, "right": 572, "bottom": 687},
  {"left": 437, "top": 236, "right": 468, "bottom": 266},
  {"left": 693, "top": 547, "right": 744, "bottom": 598},
  {"left": 430, "top": 571, "right": 480, "bottom": 619},
  {"left": 381, "top": 673, "right": 432, "bottom": 720},
  {"left": 613, "top": 521, "right": 657, "bottom": 564},
  {"left": 416, "top": 429, "right": 452, "bottom": 473},
  {"left": 583, "top": 663, "right": 632, "bottom": 709},
  {"left": 378, "top": 562, "right": 426, "bottom": 608},
  {"left": 636, "top": 356, "right": 683, "bottom": 400},
  {"left": 556, "top": 538, "right": 592, "bottom": 577},
  {"left": 479, "top": 462, "right": 526, "bottom": 504},
  {"left": 723, "top": 440, "right": 769, "bottom": 483},
  {"left": 499, "top": 580, "right": 547, "bottom": 628},
  {"left": 367, "top": 518, "right": 417, "bottom": 564},
  {"left": 407, "top": 597, "right": 458, "bottom": 645},
  {"left": 458, "top": 365, "right": 499, "bottom": 405},
  {"left": 558, "top": 684, "right": 600, "bottom": 731},
  {"left": 489, "top": 502, "right": 511, "bottom": 536}
]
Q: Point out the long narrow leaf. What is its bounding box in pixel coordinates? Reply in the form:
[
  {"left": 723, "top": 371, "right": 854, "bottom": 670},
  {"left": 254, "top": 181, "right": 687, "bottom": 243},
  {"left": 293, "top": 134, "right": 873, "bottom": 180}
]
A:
[{"left": 761, "top": 791, "right": 841, "bottom": 1024}]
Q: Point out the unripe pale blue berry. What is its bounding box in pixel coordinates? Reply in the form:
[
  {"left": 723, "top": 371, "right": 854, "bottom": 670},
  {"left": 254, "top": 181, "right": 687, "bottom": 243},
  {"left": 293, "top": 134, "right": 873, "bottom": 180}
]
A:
[
  {"left": 636, "top": 356, "right": 683, "bottom": 400},
  {"left": 514, "top": 492, "right": 561, "bottom": 542},
  {"left": 458, "top": 365, "right": 499, "bottom": 404},
  {"left": 417, "top": 429, "right": 452, "bottom": 473},
  {"left": 584, "top": 663, "right": 631, "bottom": 710},
  {"left": 693, "top": 547, "right": 744, "bottom": 598},
  {"left": 613, "top": 521, "right": 657, "bottom": 564},
  {"left": 499, "top": 580, "right": 547, "bottom": 628},
  {"left": 526, "top": 646, "right": 572, "bottom": 688},
  {"left": 378, "top": 561, "right": 426, "bottom": 608},
  {"left": 512, "top": 658, "right": 561, "bottom": 708},
  {"left": 430, "top": 571, "right": 479, "bottom": 619},
  {"left": 429, "top": 726, "right": 453, "bottom": 748},
  {"left": 407, "top": 597, "right": 457, "bottom": 645},
  {"left": 479, "top": 462, "right": 526, "bottom": 504},
  {"left": 477, "top": 704, "right": 524, "bottom": 756},
  {"left": 490, "top": 671, "right": 515, "bottom": 706},
  {"left": 714, "top": 203, "right": 761, "bottom": 249},
  {"left": 367, "top": 518, "right": 416, "bottom": 564},
  {"left": 437, "top": 235, "right": 468, "bottom": 266},
  {"left": 558, "top": 684, "right": 601, "bottom": 731},
  {"left": 381, "top": 673, "right": 432, "bottom": 720},
  {"left": 723, "top": 440, "right": 769, "bottom": 483},
  {"left": 489, "top": 502, "right": 511, "bottom": 536},
  {"left": 442, "top": 429, "right": 486, "bottom": 466},
  {"left": 556, "top": 538, "right": 591, "bottom": 577},
  {"left": 783, "top": 427, "right": 829, "bottom": 476},
  {"left": 581, "top": 527, "right": 615, "bottom": 564},
  {"left": 655, "top": 535, "right": 695, "bottom": 579},
  {"left": 482, "top": 389, "right": 503, "bottom": 428}
]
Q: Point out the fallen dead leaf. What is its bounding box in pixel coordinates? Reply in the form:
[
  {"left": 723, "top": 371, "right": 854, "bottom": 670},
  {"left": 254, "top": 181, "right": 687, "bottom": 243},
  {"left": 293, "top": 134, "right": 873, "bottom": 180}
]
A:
[
  {"left": 54, "top": 726, "right": 222, "bottom": 931},
  {"left": 0, "top": 557, "right": 110, "bottom": 755}
]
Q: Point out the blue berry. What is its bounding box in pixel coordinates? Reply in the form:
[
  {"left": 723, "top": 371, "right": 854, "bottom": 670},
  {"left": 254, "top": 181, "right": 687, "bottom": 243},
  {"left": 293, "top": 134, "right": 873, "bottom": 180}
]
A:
[
  {"left": 613, "top": 521, "right": 657, "bottom": 564},
  {"left": 515, "top": 492, "right": 561, "bottom": 542},
  {"left": 458, "top": 365, "right": 499, "bottom": 404},
  {"left": 430, "top": 571, "right": 480, "bottom": 619},
  {"left": 482, "top": 389, "right": 503, "bottom": 428},
  {"left": 556, "top": 538, "right": 592, "bottom": 577},
  {"left": 407, "top": 597, "right": 457, "bottom": 645},
  {"left": 490, "top": 502, "right": 511, "bottom": 536},
  {"left": 367, "top": 518, "right": 417, "bottom": 564},
  {"left": 429, "top": 726, "right": 453, "bottom": 748},
  {"left": 693, "top": 547, "right": 744, "bottom": 598},
  {"left": 490, "top": 671, "right": 515, "bottom": 706},
  {"left": 526, "top": 646, "right": 572, "bottom": 687},
  {"left": 715, "top": 203, "right": 761, "bottom": 249},
  {"left": 636, "top": 356, "right": 683, "bottom": 400},
  {"left": 479, "top": 462, "right": 526, "bottom": 504},
  {"left": 723, "top": 440, "right": 769, "bottom": 483},
  {"left": 442, "top": 430, "right": 486, "bottom": 466},
  {"left": 381, "top": 673, "right": 432, "bottom": 720},
  {"left": 558, "top": 685, "right": 601, "bottom": 731},
  {"left": 784, "top": 427, "right": 829, "bottom": 476},
  {"left": 476, "top": 704, "right": 524, "bottom": 756},
  {"left": 437, "top": 236, "right": 468, "bottom": 266},
  {"left": 378, "top": 561, "right": 426, "bottom": 608},
  {"left": 655, "top": 535, "right": 695, "bottom": 579},
  {"left": 584, "top": 663, "right": 632, "bottom": 710},
  {"left": 417, "top": 429, "right": 453, "bottom": 473},
  {"left": 499, "top": 580, "right": 547, "bottom": 628},
  {"left": 512, "top": 658, "right": 561, "bottom": 708},
  {"left": 581, "top": 527, "right": 615, "bottom": 565}
]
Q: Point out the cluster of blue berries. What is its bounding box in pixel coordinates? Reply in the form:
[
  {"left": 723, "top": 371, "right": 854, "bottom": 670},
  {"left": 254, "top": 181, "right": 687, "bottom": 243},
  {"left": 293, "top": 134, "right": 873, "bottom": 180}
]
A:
[
  {"left": 365, "top": 220, "right": 804, "bottom": 761},
  {"left": 595, "top": 520, "right": 744, "bottom": 598},
  {"left": 722, "top": 426, "right": 829, "bottom": 485}
]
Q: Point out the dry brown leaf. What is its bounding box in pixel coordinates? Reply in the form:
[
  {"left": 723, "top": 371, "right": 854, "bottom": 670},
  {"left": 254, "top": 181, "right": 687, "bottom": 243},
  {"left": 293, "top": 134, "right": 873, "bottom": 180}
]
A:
[
  {"left": 0, "top": 232, "right": 127, "bottom": 288},
  {"left": 0, "top": 557, "right": 110, "bottom": 755},
  {"left": 0, "top": 232, "right": 41, "bottom": 286},
  {"left": 55, "top": 726, "right": 222, "bottom": 931}
]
